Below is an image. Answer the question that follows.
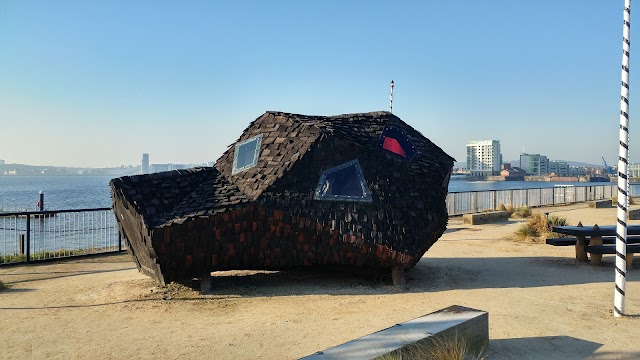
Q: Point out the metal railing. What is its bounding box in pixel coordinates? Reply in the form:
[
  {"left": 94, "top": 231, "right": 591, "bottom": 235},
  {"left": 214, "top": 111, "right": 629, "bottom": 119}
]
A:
[
  {"left": 0, "top": 208, "right": 123, "bottom": 265},
  {"left": 445, "top": 184, "right": 630, "bottom": 215}
]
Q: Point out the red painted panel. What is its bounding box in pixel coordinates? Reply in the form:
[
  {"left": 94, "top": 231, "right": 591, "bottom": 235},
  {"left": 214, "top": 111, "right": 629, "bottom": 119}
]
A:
[{"left": 382, "top": 137, "right": 406, "bottom": 157}]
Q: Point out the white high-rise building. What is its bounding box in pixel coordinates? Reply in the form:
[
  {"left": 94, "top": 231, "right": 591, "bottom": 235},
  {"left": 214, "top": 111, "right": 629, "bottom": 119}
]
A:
[
  {"left": 466, "top": 140, "right": 502, "bottom": 176},
  {"left": 141, "top": 153, "right": 150, "bottom": 174}
]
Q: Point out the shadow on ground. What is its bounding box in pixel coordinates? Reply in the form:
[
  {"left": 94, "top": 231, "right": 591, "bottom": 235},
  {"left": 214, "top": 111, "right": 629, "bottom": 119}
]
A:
[
  {"left": 198, "top": 255, "right": 639, "bottom": 298},
  {"left": 488, "top": 336, "right": 603, "bottom": 359}
]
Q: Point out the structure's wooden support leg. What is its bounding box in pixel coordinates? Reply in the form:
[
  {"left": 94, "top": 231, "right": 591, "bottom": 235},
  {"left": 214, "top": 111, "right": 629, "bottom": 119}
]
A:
[
  {"left": 392, "top": 266, "right": 405, "bottom": 287},
  {"left": 627, "top": 253, "right": 634, "bottom": 269}
]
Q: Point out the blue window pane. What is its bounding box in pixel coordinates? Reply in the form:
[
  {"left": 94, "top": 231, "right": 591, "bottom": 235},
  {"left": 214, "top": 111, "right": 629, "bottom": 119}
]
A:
[
  {"left": 232, "top": 134, "right": 262, "bottom": 174},
  {"left": 314, "top": 159, "right": 372, "bottom": 202}
]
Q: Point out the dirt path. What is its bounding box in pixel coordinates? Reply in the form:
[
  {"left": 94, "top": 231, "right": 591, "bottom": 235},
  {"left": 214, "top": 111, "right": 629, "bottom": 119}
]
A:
[{"left": 1, "top": 203, "right": 639, "bottom": 359}]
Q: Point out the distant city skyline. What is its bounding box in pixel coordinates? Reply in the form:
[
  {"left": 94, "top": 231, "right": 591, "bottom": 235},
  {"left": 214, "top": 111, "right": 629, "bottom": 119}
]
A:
[{"left": 1, "top": 1, "right": 638, "bottom": 167}]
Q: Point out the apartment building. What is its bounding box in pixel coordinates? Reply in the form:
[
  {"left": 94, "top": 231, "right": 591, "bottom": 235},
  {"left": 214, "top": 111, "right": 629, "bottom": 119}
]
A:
[{"left": 466, "top": 140, "right": 502, "bottom": 176}]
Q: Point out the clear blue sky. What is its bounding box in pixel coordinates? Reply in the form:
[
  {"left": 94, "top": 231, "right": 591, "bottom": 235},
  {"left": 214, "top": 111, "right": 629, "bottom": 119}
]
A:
[{"left": 0, "top": 1, "right": 636, "bottom": 167}]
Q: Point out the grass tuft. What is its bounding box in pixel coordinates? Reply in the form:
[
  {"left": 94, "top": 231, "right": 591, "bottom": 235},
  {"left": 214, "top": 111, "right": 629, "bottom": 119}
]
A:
[
  {"left": 375, "top": 332, "right": 485, "bottom": 360},
  {"left": 0, "top": 249, "right": 92, "bottom": 264},
  {"left": 511, "top": 207, "right": 532, "bottom": 218},
  {"left": 497, "top": 203, "right": 515, "bottom": 216},
  {"left": 513, "top": 213, "right": 571, "bottom": 243}
]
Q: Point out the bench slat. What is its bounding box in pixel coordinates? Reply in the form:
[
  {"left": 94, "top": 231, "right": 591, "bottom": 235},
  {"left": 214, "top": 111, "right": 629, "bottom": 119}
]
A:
[
  {"left": 546, "top": 236, "right": 640, "bottom": 246},
  {"left": 585, "top": 244, "right": 640, "bottom": 255}
]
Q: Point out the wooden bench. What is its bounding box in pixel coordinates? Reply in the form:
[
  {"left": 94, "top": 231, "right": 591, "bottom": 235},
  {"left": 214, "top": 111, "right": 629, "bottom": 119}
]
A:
[
  {"left": 462, "top": 211, "right": 509, "bottom": 225},
  {"left": 547, "top": 234, "right": 640, "bottom": 267}
]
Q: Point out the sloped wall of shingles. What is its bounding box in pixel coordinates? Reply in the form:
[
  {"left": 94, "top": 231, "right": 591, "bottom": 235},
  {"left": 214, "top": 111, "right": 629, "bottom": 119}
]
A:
[
  {"left": 110, "top": 168, "right": 232, "bottom": 285},
  {"left": 111, "top": 188, "right": 164, "bottom": 284},
  {"left": 259, "top": 134, "right": 449, "bottom": 269},
  {"left": 149, "top": 202, "right": 412, "bottom": 285},
  {"left": 215, "top": 112, "right": 322, "bottom": 200}
]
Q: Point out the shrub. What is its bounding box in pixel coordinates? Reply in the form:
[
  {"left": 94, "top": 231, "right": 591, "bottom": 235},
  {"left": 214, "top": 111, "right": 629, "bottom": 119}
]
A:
[
  {"left": 375, "top": 333, "right": 485, "bottom": 360},
  {"left": 514, "top": 224, "right": 539, "bottom": 242},
  {"left": 513, "top": 213, "right": 571, "bottom": 243},
  {"left": 527, "top": 213, "right": 549, "bottom": 233},
  {"left": 497, "top": 203, "right": 515, "bottom": 216},
  {"left": 612, "top": 196, "right": 636, "bottom": 205},
  {"left": 511, "top": 207, "right": 532, "bottom": 218}
]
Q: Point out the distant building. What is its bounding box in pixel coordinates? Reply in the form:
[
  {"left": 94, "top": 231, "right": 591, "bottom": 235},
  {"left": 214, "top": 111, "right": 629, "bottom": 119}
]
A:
[
  {"left": 150, "top": 163, "right": 171, "bottom": 173},
  {"left": 520, "top": 153, "right": 548, "bottom": 176},
  {"left": 629, "top": 163, "right": 640, "bottom": 178},
  {"left": 466, "top": 140, "right": 502, "bottom": 176},
  {"left": 141, "top": 153, "right": 150, "bottom": 174},
  {"left": 168, "top": 164, "right": 190, "bottom": 171},
  {"left": 548, "top": 160, "right": 569, "bottom": 177},
  {"left": 500, "top": 166, "right": 526, "bottom": 181}
]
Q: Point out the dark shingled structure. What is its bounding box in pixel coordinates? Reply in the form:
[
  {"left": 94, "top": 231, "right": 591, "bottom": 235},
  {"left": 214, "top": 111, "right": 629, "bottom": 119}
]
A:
[{"left": 110, "top": 111, "right": 455, "bottom": 286}]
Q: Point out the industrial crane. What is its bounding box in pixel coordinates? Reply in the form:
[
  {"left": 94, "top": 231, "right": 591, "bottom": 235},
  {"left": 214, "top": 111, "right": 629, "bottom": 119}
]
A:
[{"left": 602, "top": 157, "right": 614, "bottom": 175}]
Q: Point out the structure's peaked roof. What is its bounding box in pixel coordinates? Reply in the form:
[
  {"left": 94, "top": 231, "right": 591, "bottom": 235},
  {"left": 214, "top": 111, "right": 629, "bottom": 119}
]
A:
[
  {"left": 110, "top": 167, "right": 248, "bottom": 228},
  {"left": 215, "top": 111, "right": 455, "bottom": 201}
]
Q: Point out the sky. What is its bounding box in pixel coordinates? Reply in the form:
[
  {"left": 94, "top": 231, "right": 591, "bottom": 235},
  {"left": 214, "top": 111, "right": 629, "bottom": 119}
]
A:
[{"left": 0, "top": 1, "right": 637, "bottom": 168}]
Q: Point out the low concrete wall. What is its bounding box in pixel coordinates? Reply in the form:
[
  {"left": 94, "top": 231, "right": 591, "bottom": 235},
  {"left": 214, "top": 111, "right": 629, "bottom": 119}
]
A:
[
  {"left": 463, "top": 211, "right": 509, "bottom": 225},
  {"left": 588, "top": 200, "right": 613, "bottom": 209},
  {"left": 301, "top": 305, "right": 488, "bottom": 360}
]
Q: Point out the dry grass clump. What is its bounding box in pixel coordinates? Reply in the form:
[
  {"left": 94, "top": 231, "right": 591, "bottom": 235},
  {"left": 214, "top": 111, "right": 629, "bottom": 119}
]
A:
[
  {"left": 497, "top": 203, "right": 514, "bottom": 216},
  {"left": 511, "top": 206, "right": 532, "bottom": 218},
  {"left": 0, "top": 279, "right": 5, "bottom": 290},
  {"left": 612, "top": 196, "right": 636, "bottom": 205},
  {"left": 375, "top": 333, "right": 485, "bottom": 360},
  {"left": 513, "top": 213, "right": 571, "bottom": 243}
]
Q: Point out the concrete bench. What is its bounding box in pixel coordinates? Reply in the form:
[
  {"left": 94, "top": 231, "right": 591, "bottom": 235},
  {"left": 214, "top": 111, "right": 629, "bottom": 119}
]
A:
[
  {"left": 301, "top": 305, "right": 488, "bottom": 360},
  {"left": 462, "top": 211, "right": 509, "bottom": 225},
  {"left": 629, "top": 208, "right": 640, "bottom": 220},
  {"left": 587, "top": 200, "right": 612, "bottom": 208}
]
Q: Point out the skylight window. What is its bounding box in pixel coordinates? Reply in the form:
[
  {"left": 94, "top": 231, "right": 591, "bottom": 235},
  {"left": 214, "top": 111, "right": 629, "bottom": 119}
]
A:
[
  {"left": 314, "top": 159, "right": 372, "bottom": 202},
  {"left": 377, "top": 126, "right": 417, "bottom": 160},
  {"left": 232, "top": 134, "right": 262, "bottom": 174}
]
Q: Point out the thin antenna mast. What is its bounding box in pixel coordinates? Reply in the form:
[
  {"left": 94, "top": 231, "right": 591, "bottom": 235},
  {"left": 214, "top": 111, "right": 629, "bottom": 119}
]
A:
[{"left": 389, "top": 80, "right": 394, "bottom": 113}]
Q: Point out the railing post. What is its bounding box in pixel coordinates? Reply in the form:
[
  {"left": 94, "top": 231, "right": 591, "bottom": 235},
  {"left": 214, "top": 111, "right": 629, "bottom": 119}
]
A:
[
  {"left": 509, "top": 189, "right": 514, "bottom": 208},
  {"left": 19, "top": 233, "right": 25, "bottom": 255},
  {"left": 493, "top": 191, "right": 497, "bottom": 210},
  {"left": 453, "top": 193, "right": 457, "bottom": 215},
  {"left": 26, "top": 214, "right": 31, "bottom": 263},
  {"left": 472, "top": 192, "right": 478, "bottom": 213}
]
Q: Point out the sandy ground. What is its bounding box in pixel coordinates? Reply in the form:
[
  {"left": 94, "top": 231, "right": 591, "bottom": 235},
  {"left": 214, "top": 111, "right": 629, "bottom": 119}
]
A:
[{"left": 1, "top": 203, "right": 639, "bottom": 360}]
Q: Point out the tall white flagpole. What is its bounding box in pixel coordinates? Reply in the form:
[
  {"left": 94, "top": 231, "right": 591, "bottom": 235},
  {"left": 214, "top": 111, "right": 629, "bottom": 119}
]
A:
[
  {"left": 390, "top": 80, "right": 394, "bottom": 113},
  {"left": 615, "top": 0, "right": 632, "bottom": 317}
]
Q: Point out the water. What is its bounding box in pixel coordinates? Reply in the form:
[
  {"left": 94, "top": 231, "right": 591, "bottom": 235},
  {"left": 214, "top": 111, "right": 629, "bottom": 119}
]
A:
[
  {"left": 0, "top": 175, "right": 627, "bottom": 210},
  {"left": 0, "top": 175, "right": 114, "bottom": 211},
  {"left": 0, "top": 175, "right": 627, "bottom": 258},
  {"left": 448, "top": 177, "right": 603, "bottom": 193},
  {"left": 0, "top": 176, "right": 119, "bottom": 258}
]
